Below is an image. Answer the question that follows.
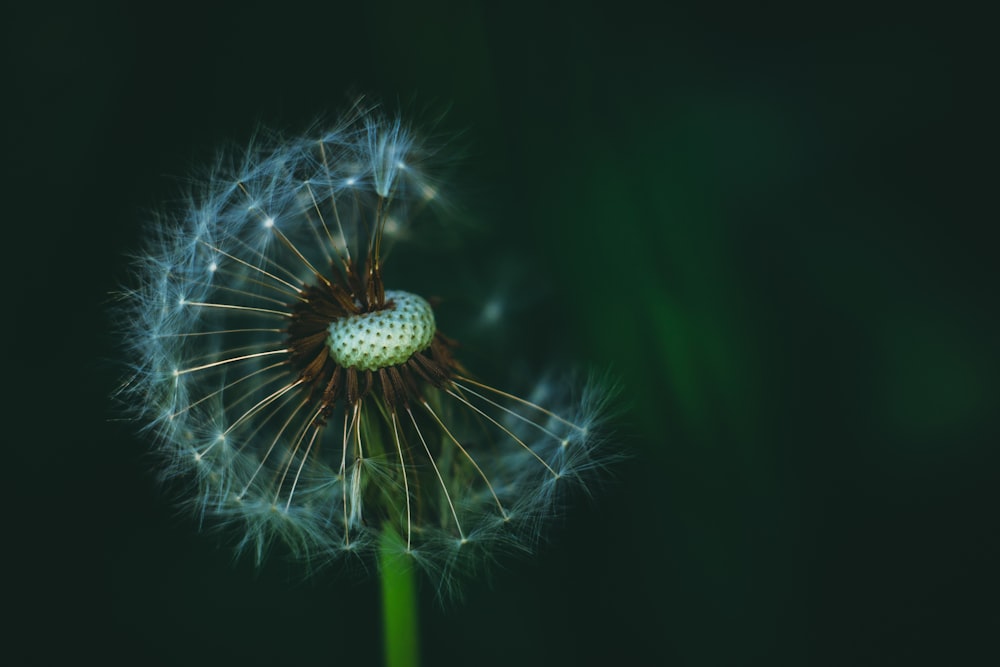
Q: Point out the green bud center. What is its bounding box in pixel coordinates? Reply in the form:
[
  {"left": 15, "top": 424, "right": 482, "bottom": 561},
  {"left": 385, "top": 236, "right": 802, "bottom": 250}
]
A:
[{"left": 326, "top": 290, "right": 435, "bottom": 371}]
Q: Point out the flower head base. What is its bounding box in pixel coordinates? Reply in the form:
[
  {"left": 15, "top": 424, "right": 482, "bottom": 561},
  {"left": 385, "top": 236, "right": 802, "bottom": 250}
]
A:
[
  {"left": 324, "top": 291, "right": 435, "bottom": 371},
  {"left": 119, "top": 106, "right": 613, "bottom": 592}
]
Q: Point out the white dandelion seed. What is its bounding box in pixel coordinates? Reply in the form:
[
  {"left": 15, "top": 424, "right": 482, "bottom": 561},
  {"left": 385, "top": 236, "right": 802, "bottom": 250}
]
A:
[{"left": 116, "top": 104, "right": 616, "bottom": 592}]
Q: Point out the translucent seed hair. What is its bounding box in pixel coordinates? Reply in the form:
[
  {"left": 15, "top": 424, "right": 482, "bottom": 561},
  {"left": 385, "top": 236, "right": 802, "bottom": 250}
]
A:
[{"left": 116, "top": 104, "right": 615, "bottom": 592}]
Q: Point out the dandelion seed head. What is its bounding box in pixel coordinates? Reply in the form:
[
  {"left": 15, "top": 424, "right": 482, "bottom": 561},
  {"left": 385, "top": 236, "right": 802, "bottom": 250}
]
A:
[{"left": 116, "top": 103, "right": 617, "bottom": 594}]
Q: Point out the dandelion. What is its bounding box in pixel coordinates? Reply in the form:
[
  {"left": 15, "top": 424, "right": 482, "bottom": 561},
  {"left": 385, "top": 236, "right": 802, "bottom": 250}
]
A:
[{"left": 117, "top": 103, "right": 614, "bottom": 664}]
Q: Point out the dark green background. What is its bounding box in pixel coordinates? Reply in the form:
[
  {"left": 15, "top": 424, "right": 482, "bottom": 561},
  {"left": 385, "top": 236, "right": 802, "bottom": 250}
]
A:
[{"left": 8, "top": 2, "right": 996, "bottom": 665}]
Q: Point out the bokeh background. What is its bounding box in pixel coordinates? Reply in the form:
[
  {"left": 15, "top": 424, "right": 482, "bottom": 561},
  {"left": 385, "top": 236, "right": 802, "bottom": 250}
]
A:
[{"left": 8, "top": 2, "right": 995, "bottom": 665}]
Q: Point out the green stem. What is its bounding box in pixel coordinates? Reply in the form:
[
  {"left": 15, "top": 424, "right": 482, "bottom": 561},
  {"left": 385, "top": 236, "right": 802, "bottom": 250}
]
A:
[{"left": 379, "top": 528, "right": 420, "bottom": 667}]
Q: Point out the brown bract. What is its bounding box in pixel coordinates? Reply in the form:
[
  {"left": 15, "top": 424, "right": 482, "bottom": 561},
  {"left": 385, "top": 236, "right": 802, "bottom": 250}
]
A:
[{"left": 285, "top": 250, "right": 463, "bottom": 424}]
